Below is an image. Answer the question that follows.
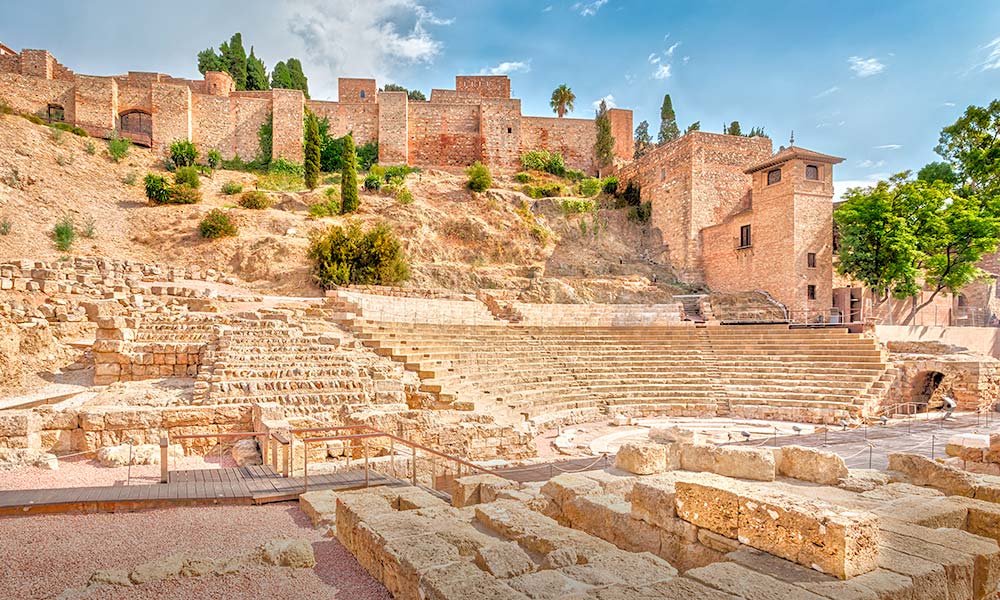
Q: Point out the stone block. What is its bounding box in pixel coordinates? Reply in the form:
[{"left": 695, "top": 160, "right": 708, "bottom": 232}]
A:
[
  {"left": 887, "top": 452, "right": 978, "bottom": 497},
  {"left": 649, "top": 425, "right": 697, "bottom": 444},
  {"left": 674, "top": 474, "right": 741, "bottom": 539},
  {"left": 507, "top": 569, "right": 592, "bottom": 599},
  {"left": 540, "top": 473, "right": 600, "bottom": 507},
  {"left": 876, "top": 546, "right": 947, "bottom": 600},
  {"left": 473, "top": 541, "right": 535, "bottom": 579},
  {"left": 960, "top": 497, "right": 1000, "bottom": 544},
  {"left": 774, "top": 445, "right": 848, "bottom": 485},
  {"left": 299, "top": 490, "right": 339, "bottom": 527},
  {"left": 419, "top": 561, "right": 527, "bottom": 600},
  {"left": 615, "top": 442, "right": 671, "bottom": 475},
  {"left": 871, "top": 496, "right": 968, "bottom": 529},
  {"left": 0, "top": 411, "right": 38, "bottom": 437},
  {"left": 687, "top": 562, "right": 827, "bottom": 600},
  {"left": 630, "top": 476, "right": 678, "bottom": 530},
  {"left": 680, "top": 443, "right": 775, "bottom": 481}
]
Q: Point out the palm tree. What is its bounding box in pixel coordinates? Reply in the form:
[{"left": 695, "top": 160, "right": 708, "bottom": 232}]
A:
[{"left": 550, "top": 84, "right": 576, "bottom": 118}]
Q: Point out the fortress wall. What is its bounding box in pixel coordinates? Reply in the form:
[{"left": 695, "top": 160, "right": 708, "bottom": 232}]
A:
[
  {"left": 0, "top": 73, "right": 75, "bottom": 118},
  {"left": 338, "top": 78, "right": 376, "bottom": 104},
  {"left": 376, "top": 92, "right": 407, "bottom": 164},
  {"left": 74, "top": 75, "right": 117, "bottom": 134},
  {"left": 150, "top": 83, "right": 191, "bottom": 153},
  {"left": 307, "top": 99, "right": 379, "bottom": 145},
  {"left": 480, "top": 98, "right": 521, "bottom": 171},
  {"left": 608, "top": 108, "right": 633, "bottom": 162},
  {"left": 117, "top": 85, "right": 151, "bottom": 113},
  {"left": 193, "top": 95, "right": 234, "bottom": 158},
  {"left": 270, "top": 88, "right": 303, "bottom": 162},
  {"left": 455, "top": 75, "right": 510, "bottom": 98},
  {"left": 521, "top": 116, "right": 597, "bottom": 174},
  {"left": 0, "top": 53, "right": 19, "bottom": 74},
  {"left": 231, "top": 96, "right": 271, "bottom": 161},
  {"left": 429, "top": 89, "right": 480, "bottom": 104},
  {"left": 406, "top": 101, "right": 481, "bottom": 166}
]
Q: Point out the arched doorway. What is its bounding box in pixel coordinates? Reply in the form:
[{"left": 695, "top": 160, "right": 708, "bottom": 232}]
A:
[
  {"left": 910, "top": 370, "right": 946, "bottom": 412},
  {"left": 118, "top": 110, "right": 152, "bottom": 146}
]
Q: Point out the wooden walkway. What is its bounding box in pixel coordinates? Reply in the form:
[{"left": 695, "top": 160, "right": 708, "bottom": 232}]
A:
[{"left": 0, "top": 465, "right": 396, "bottom": 516}]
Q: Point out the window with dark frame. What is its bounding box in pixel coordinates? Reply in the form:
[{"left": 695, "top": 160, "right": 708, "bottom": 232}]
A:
[
  {"left": 507, "top": 126, "right": 512, "bottom": 134},
  {"left": 808, "top": 285, "right": 817, "bottom": 300},
  {"left": 739, "top": 224, "right": 752, "bottom": 248},
  {"left": 119, "top": 110, "right": 152, "bottom": 136},
  {"left": 807, "top": 252, "right": 817, "bottom": 268},
  {"left": 47, "top": 104, "right": 65, "bottom": 122},
  {"left": 806, "top": 164, "right": 820, "bottom": 180},
  {"left": 767, "top": 168, "right": 781, "bottom": 185},
  {"left": 360, "top": 90, "right": 366, "bottom": 99}
]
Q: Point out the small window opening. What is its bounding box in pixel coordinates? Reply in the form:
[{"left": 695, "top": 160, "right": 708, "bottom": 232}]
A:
[
  {"left": 958, "top": 294, "right": 967, "bottom": 307},
  {"left": 806, "top": 164, "right": 820, "bottom": 180},
  {"left": 47, "top": 104, "right": 65, "bottom": 122},
  {"left": 507, "top": 126, "right": 512, "bottom": 134},
  {"left": 360, "top": 90, "right": 366, "bottom": 99},
  {"left": 660, "top": 168, "right": 666, "bottom": 182},
  {"left": 767, "top": 168, "right": 781, "bottom": 185},
  {"left": 808, "top": 285, "right": 817, "bottom": 300},
  {"left": 807, "top": 252, "right": 817, "bottom": 268},
  {"left": 739, "top": 224, "right": 752, "bottom": 249}
]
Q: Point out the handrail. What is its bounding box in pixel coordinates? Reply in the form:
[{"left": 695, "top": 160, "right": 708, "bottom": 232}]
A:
[{"left": 160, "top": 431, "right": 268, "bottom": 483}]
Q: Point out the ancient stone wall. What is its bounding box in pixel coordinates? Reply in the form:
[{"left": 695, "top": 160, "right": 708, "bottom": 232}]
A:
[
  {"left": 407, "top": 101, "right": 481, "bottom": 166},
  {"left": 455, "top": 75, "right": 510, "bottom": 98},
  {"left": 607, "top": 108, "right": 633, "bottom": 163},
  {"left": 270, "top": 88, "right": 304, "bottom": 162},
  {"left": 74, "top": 75, "right": 117, "bottom": 135},
  {"left": 338, "top": 78, "right": 377, "bottom": 103},
  {"left": 376, "top": 91, "right": 408, "bottom": 164},
  {"left": 480, "top": 98, "right": 522, "bottom": 171},
  {"left": 306, "top": 99, "right": 379, "bottom": 146},
  {"left": 150, "top": 83, "right": 191, "bottom": 153},
  {"left": 521, "top": 116, "right": 596, "bottom": 174}
]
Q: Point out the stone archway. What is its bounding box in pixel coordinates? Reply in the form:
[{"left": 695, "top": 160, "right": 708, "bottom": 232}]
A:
[{"left": 910, "top": 370, "right": 946, "bottom": 412}]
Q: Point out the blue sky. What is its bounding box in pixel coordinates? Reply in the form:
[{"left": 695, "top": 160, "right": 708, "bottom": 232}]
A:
[{"left": 3, "top": 0, "right": 999, "bottom": 195}]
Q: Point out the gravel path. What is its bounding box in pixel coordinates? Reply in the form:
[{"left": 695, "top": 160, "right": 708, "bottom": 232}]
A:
[
  {"left": 0, "top": 454, "right": 239, "bottom": 490},
  {"left": 0, "top": 503, "right": 390, "bottom": 600}
]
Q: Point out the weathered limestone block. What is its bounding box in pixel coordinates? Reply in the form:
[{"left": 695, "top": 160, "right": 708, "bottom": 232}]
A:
[
  {"left": 452, "top": 473, "right": 518, "bottom": 507},
  {"left": 674, "top": 474, "right": 741, "bottom": 539},
  {"left": 876, "top": 546, "right": 948, "bottom": 600},
  {"left": 871, "top": 496, "right": 968, "bottom": 529},
  {"left": 563, "top": 494, "right": 660, "bottom": 554},
  {"left": 231, "top": 438, "right": 262, "bottom": 466},
  {"left": 577, "top": 469, "right": 637, "bottom": 497},
  {"left": 507, "top": 569, "right": 594, "bottom": 598},
  {"left": 615, "top": 442, "right": 673, "bottom": 475},
  {"left": 958, "top": 497, "right": 1000, "bottom": 544},
  {"left": 102, "top": 409, "right": 162, "bottom": 431},
  {"left": 587, "top": 550, "right": 677, "bottom": 587},
  {"left": 95, "top": 443, "right": 182, "bottom": 467},
  {"left": 0, "top": 410, "right": 40, "bottom": 438},
  {"left": 161, "top": 408, "right": 212, "bottom": 428},
  {"left": 473, "top": 541, "right": 535, "bottom": 579},
  {"left": 879, "top": 525, "right": 976, "bottom": 600},
  {"left": 774, "top": 445, "right": 848, "bottom": 485},
  {"left": 260, "top": 538, "right": 316, "bottom": 568},
  {"left": 395, "top": 487, "right": 446, "bottom": 511},
  {"left": 686, "top": 561, "right": 828, "bottom": 600},
  {"left": 946, "top": 433, "right": 990, "bottom": 462},
  {"left": 36, "top": 408, "right": 78, "bottom": 431},
  {"left": 540, "top": 473, "right": 600, "bottom": 507},
  {"left": 887, "top": 452, "right": 978, "bottom": 497},
  {"left": 839, "top": 469, "right": 890, "bottom": 493},
  {"left": 299, "top": 490, "right": 339, "bottom": 527},
  {"left": 679, "top": 443, "right": 775, "bottom": 481},
  {"left": 419, "top": 561, "right": 528, "bottom": 600},
  {"left": 649, "top": 425, "right": 698, "bottom": 444},
  {"left": 630, "top": 475, "right": 679, "bottom": 530},
  {"left": 335, "top": 492, "right": 395, "bottom": 550},
  {"left": 474, "top": 500, "right": 617, "bottom": 560}
]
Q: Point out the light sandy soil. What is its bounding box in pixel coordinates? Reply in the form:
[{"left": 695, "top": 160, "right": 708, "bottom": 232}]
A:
[{"left": 0, "top": 503, "right": 391, "bottom": 600}]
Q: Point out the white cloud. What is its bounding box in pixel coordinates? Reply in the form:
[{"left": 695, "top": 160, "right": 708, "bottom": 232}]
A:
[
  {"left": 542, "top": 5, "right": 553, "bottom": 11},
  {"left": 848, "top": 56, "right": 886, "bottom": 77},
  {"left": 647, "top": 53, "right": 660, "bottom": 64},
  {"left": 979, "top": 37, "right": 1000, "bottom": 70},
  {"left": 653, "top": 63, "right": 672, "bottom": 80},
  {"left": 682, "top": 56, "right": 690, "bottom": 65},
  {"left": 873, "top": 144, "right": 902, "bottom": 150},
  {"left": 835, "top": 174, "right": 889, "bottom": 201},
  {"left": 813, "top": 86, "right": 839, "bottom": 98},
  {"left": 478, "top": 60, "right": 530, "bottom": 76},
  {"left": 592, "top": 94, "right": 616, "bottom": 110},
  {"left": 572, "top": 0, "right": 608, "bottom": 16},
  {"left": 815, "top": 120, "right": 846, "bottom": 129},
  {"left": 666, "top": 42, "right": 681, "bottom": 58},
  {"left": 942, "top": 101, "right": 956, "bottom": 107},
  {"left": 858, "top": 159, "right": 886, "bottom": 169},
  {"left": 288, "top": 0, "right": 450, "bottom": 89}
]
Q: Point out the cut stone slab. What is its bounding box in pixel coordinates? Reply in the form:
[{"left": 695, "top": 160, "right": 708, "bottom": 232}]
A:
[
  {"left": 615, "top": 442, "right": 672, "bottom": 475},
  {"left": 686, "top": 561, "right": 828, "bottom": 600},
  {"left": 679, "top": 443, "right": 775, "bottom": 481},
  {"left": 299, "top": 490, "right": 339, "bottom": 527},
  {"left": 419, "top": 560, "right": 528, "bottom": 600},
  {"left": 876, "top": 546, "right": 947, "bottom": 600},
  {"left": 774, "top": 445, "right": 848, "bottom": 485},
  {"left": 871, "top": 495, "right": 968, "bottom": 529},
  {"left": 887, "top": 452, "right": 978, "bottom": 497},
  {"left": 474, "top": 541, "right": 535, "bottom": 579},
  {"left": 507, "top": 569, "right": 593, "bottom": 599},
  {"left": 630, "top": 476, "right": 678, "bottom": 530}
]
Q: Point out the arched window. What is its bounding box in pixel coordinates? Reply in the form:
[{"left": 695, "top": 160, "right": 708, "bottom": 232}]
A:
[
  {"left": 119, "top": 110, "right": 152, "bottom": 137},
  {"left": 47, "top": 104, "right": 65, "bottom": 122},
  {"left": 805, "top": 164, "right": 820, "bottom": 180}
]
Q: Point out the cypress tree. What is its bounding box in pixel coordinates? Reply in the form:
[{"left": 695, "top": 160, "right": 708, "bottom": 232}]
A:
[
  {"left": 287, "top": 58, "right": 310, "bottom": 99},
  {"left": 221, "top": 33, "right": 248, "bottom": 90},
  {"left": 657, "top": 94, "right": 680, "bottom": 145},
  {"left": 271, "top": 61, "right": 293, "bottom": 90},
  {"left": 594, "top": 100, "right": 615, "bottom": 176},
  {"left": 304, "top": 112, "right": 321, "bottom": 189},
  {"left": 726, "top": 120, "right": 742, "bottom": 136},
  {"left": 340, "top": 134, "right": 359, "bottom": 213},
  {"left": 245, "top": 47, "right": 269, "bottom": 91},
  {"left": 197, "top": 48, "right": 224, "bottom": 75},
  {"left": 633, "top": 120, "right": 652, "bottom": 159}
]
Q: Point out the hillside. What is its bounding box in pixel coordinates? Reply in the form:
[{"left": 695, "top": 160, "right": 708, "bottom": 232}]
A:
[{"left": 0, "top": 114, "right": 686, "bottom": 301}]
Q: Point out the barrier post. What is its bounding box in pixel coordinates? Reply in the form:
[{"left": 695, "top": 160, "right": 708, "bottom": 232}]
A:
[
  {"left": 304, "top": 441, "right": 309, "bottom": 492},
  {"left": 411, "top": 445, "right": 417, "bottom": 485},
  {"left": 364, "top": 439, "right": 369, "bottom": 487},
  {"left": 159, "top": 435, "right": 169, "bottom": 484}
]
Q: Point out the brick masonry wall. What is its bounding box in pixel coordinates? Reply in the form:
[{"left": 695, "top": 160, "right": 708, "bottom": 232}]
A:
[
  {"left": 75, "top": 75, "right": 117, "bottom": 133},
  {"left": 480, "top": 98, "right": 522, "bottom": 171},
  {"left": 0, "top": 73, "right": 75, "bottom": 119},
  {"left": 117, "top": 84, "right": 152, "bottom": 114},
  {"left": 270, "top": 88, "right": 304, "bottom": 162},
  {"left": 455, "top": 75, "right": 510, "bottom": 98},
  {"left": 338, "top": 78, "right": 377, "bottom": 103},
  {"left": 376, "top": 91, "right": 408, "bottom": 164},
  {"left": 521, "top": 116, "right": 597, "bottom": 174},
  {"left": 407, "top": 101, "right": 481, "bottom": 166},
  {"left": 607, "top": 108, "right": 633, "bottom": 162},
  {"left": 429, "top": 89, "right": 480, "bottom": 104},
  {"left": 150, "top": 82, "right": 191, "bottom": 154},
  {"left": 306, "top": 100, "right": 379, "bottom": 146}
]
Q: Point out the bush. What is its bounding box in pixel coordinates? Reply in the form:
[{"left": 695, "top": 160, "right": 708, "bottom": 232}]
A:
[
  {"left": 382, "top": 164, "right": 416, "bottom": 183},
  {"left": 620, "top": 181, "right": 641, "bottom": 207},
  {"left": 270, "top": 158, "right": 304, "bottom": 176},
  {"left": 565, "top": 169, "right": 586, "bottom": 182},
  {"left": 514, "top": 172, "right": 531, "bottom": 183},
  {"left": 50, "top": 128, "right": 65, "bottom": 145},
  {"left": 396, "top": 186, "right": 414, "bottom": 205},
  {"left": 55, "top": 153, "right": 73, "bottom": 167},
  {"left": 85, "top": 141, "right": 96, "bottom": 155},
  {"left": 238, "top": 190, "right": 270, "bottom": 209},
  {"left": 523, "top": 182, "right": 566, "bottom": 199},
  {"left": 627, "top": 200, "right": 652, "bottom": 223},
  {"left": 51, "top": 122, "right": 87, "bottom": 136},
  {"left": 169, "top": 139, "right": 198, "bottom": 168},
  {"left": 206, "top": 149, "right": 222, "bottom": 170},
  {"left": 0, "top": 219, "right": 11, "bottom": 235},
  {"left": 22, "top": 113, "right": 46, "bottom": 126},
  {"left": 168, "top": 184, "right": 202, "bottom": 204},
  {"left": 0, "top": 97, "right": 12, "bottom": 115},
  {"left": 309, "top": 188, "right": 341, "bottom": 217},
  {"left": 308, "top": 222, "right": 409, "bottom": 288},
  {"left": 221, "top": 181, "right": 243, "bottom": 195},
  {"left": 143, "top": 173, "right": 171, "bottom": 204},
  {"left": 576, "top": 177, "right": 602, "bottom": 197},
  {"left": 357, "top": 141, "right": 379, "bottom": 171},
  {"left": 257, "top": 171, "right": 304, "bottom": 192},
  {"left": 466, "top": 161, "right": 492, "bottom": 192},
  {"left": 602, "top": 176, "right": 619, "bottom": 195},
  {"left": 363, "top": 173, "right": 382, "bottom": 191},
  {"left": 174, "top": 166, "right": 200, "bottom": 189},
  {"left": 199, "top": 209, "right": 237, "bottom": 239},
  {"left": 81, "top": 216, "right": 96, "bottom": 239},
  {"left": 107, "top": 135, "right": 131, "bottom": 163},
  {"left": 52, "top": 215, "right": 76, "bottom": 251},
  {"left": 559, "top": 198, "right": 596, "bottom": 215},
  {"left": 520, "top": 150, "right": 567, "bottom": 177},
  {"left": 122, "top": 170, "right": 138, "bottom": 186}
]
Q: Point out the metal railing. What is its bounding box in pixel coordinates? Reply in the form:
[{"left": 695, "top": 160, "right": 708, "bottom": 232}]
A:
[{"left": 159, "top": 431, "right": 268, "bottom": 483}]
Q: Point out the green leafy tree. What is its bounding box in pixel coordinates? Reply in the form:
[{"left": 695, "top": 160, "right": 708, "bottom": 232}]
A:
[
  {"left": 745, "top": 126, "right": 768, "bottom": 138},
  {"left": 917, "top": 161, "right": 959, "bottom": 186},
  {"left": 725, "top": 121, "right": 742, "bottom": 136},
  {"left": 197, "top": 48, "right": 224, "bottom": 75},
  {"left": 341, "top": 133, "right": 359, "bottom": 213},
  {"left": 304, "top": 112, "right": 321, "bottom": 189},
  {"left": 835, "top": 174, "right": 1000, "bottom": 323},
  {"left": 657, "top": 94, "right": 680, "bottom": 145},
  {"left": 382, "top": 83, "right": 406, "bottom": 93},
  {"left": 594, "top": 100, "right": 615, "bottom": 176},
  {"left": 407, "top": 89, "right": 426, "bottom": 101},
  {"left": 287, "top": 58, "right": 309, "bottom": 98},
  {"left": 245, "top": 47, "right": 269, "bottom": 91},
  {"left": 633, "top": 120, "right": 652, "bottom": 159},
  {"left": 685, "top": 121, "right": 701, "bottom": 133},
  {"left": 550, "top": 84, "right": 575, "bottom": 118},
  {"left": 935, "top": 100, "right": 1000, "bottom": 195},
  {"left": 271, "top": 61, "right": 293, "bottom": 89},
  {"left": 219, "top": 33, "right": 247, "bottom": 90}
]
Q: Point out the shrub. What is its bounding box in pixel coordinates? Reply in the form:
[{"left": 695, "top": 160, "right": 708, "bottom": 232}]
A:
[
  {"left": 174, "top": 166, "right": 200, "bottom": 189},
  {"left": 21, "top": 113, "right": 45, "bottom": 125},
  {"left": 565, "top": 169, "right": 586, "bottom": 182},
  {"left": 221, "top": 181, "right": 243, "bottom": 195},
  {"left": 51, "top": 122, "right": 87, "bottom": 136},
  {"left": 199, "top": 209, "right": 237, "bottom": 239},
  {"left": 52, "top": 215, "right": 76, "bottom": 251},
  {"left": 357, "top": 141, "right": 379, "bottom": 171},
  {"left": 601, "top": 176, "right": 620, "bottom": 195},
  {"left": 308, "top": 222, "right": 409, "bottom": 288},
  {"left": 523, "top": 182, "right": 565, "bottom": 199},
  {"left": 369, "top": 164, "right": 386, "bottom": 181},
  {"left": 81, "top": 216, "right": 96, "bottom": 238},
  {"left": 466, "top": 161, "right": 492, "bottom": 192},
  {"left": 206, "top": 149, "right": 222, "bottom": 170},
  {"left": 304, "top": 112, "right": 321, "bottom": 189},
  {"left": 144, "top": 174, "right": 171, "bottom": 204},
  {"left": 514, "top": 172, "right": 531, "bottom": 184},
  {"left": 107, "top": 135, "right": 131, "bottom": 163},
  {"left": 627, "top": 200, "right": 652, "bottom": 223},
  {"left": 620, "top": 181, "right": 641, "bottom": 207},
  {"left": 363, "top": 173, "right": 382, "bottom": 191},
  {"left": 576, "top": 177, "right": 602, "bottom": 197},
  {"left": 269, "top": 158, "right": 304, "bottom": 176},
  {"left": 169, "top": 139, "right": 198, "bottom": 168},
  {"left": 520, "top": 150, "right": 566, "bottom": 176},
  {"left": 238, "top": 190, "right": 270, "bottom": 209},
  {"left": 308, "top": 188, "right": 341, "bottom": 217},
  {"left": 382, "top": 164, "right": 416, "bottom": 183},
  {"left": 559, "top": 198, "right": 596, "bottom": 215},
  {"left": 50, "top": 128, "right": 64, "bottom": 144},
  {"left": 341, "top": 134, "right": 359, "bottom": 214},
  {"left": 0, "top": 97, "right": 12, "bottom": 115},
  {"left": 55, "top": 153, "right": 74, "bottom": 167},
  {"left": 257, "top": 171, "right": 304, "bottom": 192},
  {"left": 122, "top": 170, "right": 138, "bottom": 186},
  {"left": 0, "top": 219, "right": 11, "bottom": 235},
  {"left": 168, "top": 184, "right": 202, "bottom": 204},
  {"left": 396, "top": 186, "right": 414, "bottom": 205},
  {"left": 85, "top": 141, "right": 96, "bottom": 155}
]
